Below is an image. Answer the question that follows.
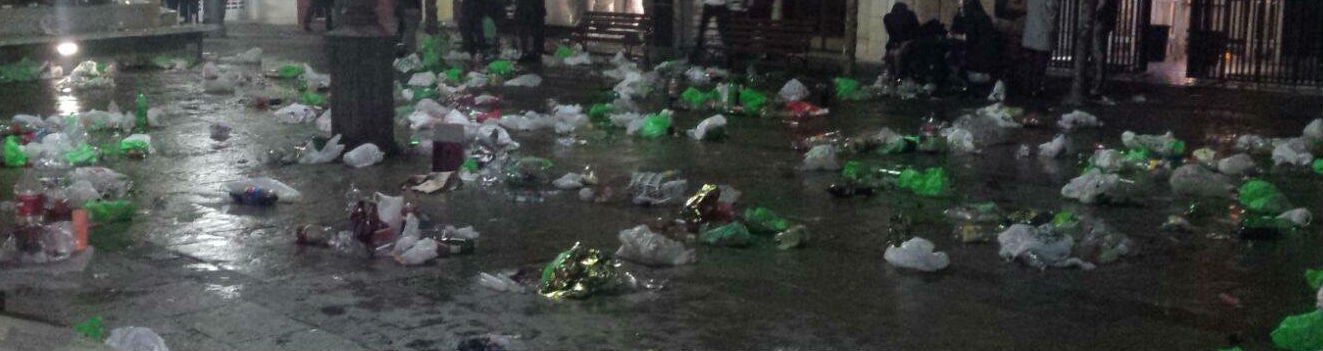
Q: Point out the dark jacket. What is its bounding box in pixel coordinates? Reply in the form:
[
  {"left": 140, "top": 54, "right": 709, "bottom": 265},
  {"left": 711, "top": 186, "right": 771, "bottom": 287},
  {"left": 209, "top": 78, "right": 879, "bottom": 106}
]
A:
[
  {"left": 883, "top": 3, "right": 920, "bottom": 49},
  {"left": 515, "top": 0, "right": 545, "bottom": 20},
  {"left": 951, "top": 0, "right": 1001, "bottom": 72}
]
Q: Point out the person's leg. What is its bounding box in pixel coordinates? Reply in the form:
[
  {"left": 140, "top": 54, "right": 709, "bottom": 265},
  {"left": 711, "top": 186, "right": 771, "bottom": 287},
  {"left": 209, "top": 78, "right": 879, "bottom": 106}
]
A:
[
  {"left": 461, "top": 14, "right": 479, "bottom": 54},
  {"left": 1090, "top": 27, "right": 1111, "bottom": 96},
  {"left": 532, "top": 18, "right": 545, "bottom": 59},
  {"left": 695, "top": 5, "right": 718, "bottom": 49}
]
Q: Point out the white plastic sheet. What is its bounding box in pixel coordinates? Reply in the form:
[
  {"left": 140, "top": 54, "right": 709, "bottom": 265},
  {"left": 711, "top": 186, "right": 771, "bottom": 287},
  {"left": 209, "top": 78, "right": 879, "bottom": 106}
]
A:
[{"left": 884, "top": 237, "right": 950, "bottom": 272}]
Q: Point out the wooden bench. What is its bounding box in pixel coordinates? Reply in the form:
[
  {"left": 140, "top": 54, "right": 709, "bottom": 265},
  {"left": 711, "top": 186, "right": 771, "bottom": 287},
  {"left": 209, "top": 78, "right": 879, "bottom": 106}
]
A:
[
  {"left": 570, "top": 11, "right": 653, "bottom": 64},
  {"left": 0, "top": 24, "right": 218, "bottom": 62},
  {"left": 722, "top": 19, "right": 816, "bottom": 67}
]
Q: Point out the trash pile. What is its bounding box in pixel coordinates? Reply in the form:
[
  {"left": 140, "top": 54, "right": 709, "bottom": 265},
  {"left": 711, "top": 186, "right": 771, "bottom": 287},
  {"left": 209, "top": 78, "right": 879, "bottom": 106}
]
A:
[{"left": 1, "top": 97, "right": 158, "bottom": 265}]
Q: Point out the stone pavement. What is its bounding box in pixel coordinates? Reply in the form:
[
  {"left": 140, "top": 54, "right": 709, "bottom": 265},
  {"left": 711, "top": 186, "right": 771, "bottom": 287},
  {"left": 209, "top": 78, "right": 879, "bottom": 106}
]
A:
[{"left": 1, "top": 23, "right": 1322, "bottom": 351}]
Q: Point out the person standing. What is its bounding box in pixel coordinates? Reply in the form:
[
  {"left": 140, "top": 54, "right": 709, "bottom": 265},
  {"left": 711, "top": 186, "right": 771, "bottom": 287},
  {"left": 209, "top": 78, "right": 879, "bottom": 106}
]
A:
[
  {"left": 1090, "top": 0, "right": 1120, "bottom": 97},
  {"left": 1021, "top": 0, "right": 1059, "bottom": 97},
  {"left": 459, "top": 0, "right": 486, "bottom": 56},
  {"left": 691, "top": 0, "right": 730, "bottom": 62},
  {"left": 514, "top": 0, "right": 546, "bottom": 64}
]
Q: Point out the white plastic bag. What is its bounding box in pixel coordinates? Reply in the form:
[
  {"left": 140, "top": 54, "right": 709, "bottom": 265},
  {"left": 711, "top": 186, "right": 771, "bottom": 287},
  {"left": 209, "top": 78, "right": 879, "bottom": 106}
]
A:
[
  {"left": 407, "top": 72, "right": 437, "bottom": 87},
  {"left": 1090, "top": 149, "right": 1123, "bottom": 172},
  {"left": 1057, "top": 110, "right": 1102, "bottom": 131},
  {"left": 299, "top": 134, "right": 345, "bottom": 164},
  {"left": 778, "top": 79, "right": 810, "bottom": 102},
  {"left": 223, "top": 177, "right": 302, "bottom": 202},
  {"left": 274, "top": 103, "right": 318, "bottom": 124},
  {"left": 799, "top": 145, "right": 841, "bottom": 171},
  {"left": 552, "top": 173, "right": 585, "bottom": 190},
  {"left": 1278, "top": 208, "right": 1312, "bottom": 227},
  {"left": 105, "top": 327, "right": 169, "bottom": 351},
  {"left": 302, "top": 64, "right": 330, "bottom": 89},
  {"left": 394, "top": 53, "right": 422, "bottom": 73},
  {"left": 397, "top": 238, "right": 439, "bottom": 265},
  {"left": 986, "top": 80, "right": 1006, "bottom": 102},
  {"left": 1216, "top": 153, "right": 1255, "bottom": 175},
  {"left": 72, "top": 167, "right": 132, "bottom": 198},
  {"left": 503, "top": 74, "right": 543, "bottom": 87},
  {"left": 884, "top": 237, "right": 950, "bottom": 272},
  {"left": 1038, "top": 134, "right": 1067, "bottom": 159},
  {"left": 343, "top": 143, "right": 384, "bottom": 168},
  {"left": 997, "top": 224, "right": 1094, "bottom": 270},
  {"left": 946, "top": 128, "right": 976, "bottom": 154},
  {"left": 1271, "top": 138, "right": 1314, "bottom": 166},
  {"left": 201, "top": 62, "right": 220, "bottom": 79},
  {"left": 477, "top": 272, "right": 525, "bottom": 292},
  {"left": 687, "top": 114, "right": 728, "bottom": 141},
  {"left": 1169, "top": 164, "right": 1232, "bottom": 198},
  {"left": 564, "top": 52, "right": 592, "bottom": 66},
  {"left": 316, "top": 110, "right": 332, "bottom": 133},
  {"left": 1303, "top": 118, "right": 1323, "bottom": 141},
  {"left": 615, "top": 225, "right": 696, "bottom": 266},
  {"left": 376, "top": 193, "right": 404, "bottom": 231},
  {"left": 1061, "top": 169, "right": 1118, "bottom": 204},
  {"left": 65, "top": 180, "right": 101, "bottom": 207}
]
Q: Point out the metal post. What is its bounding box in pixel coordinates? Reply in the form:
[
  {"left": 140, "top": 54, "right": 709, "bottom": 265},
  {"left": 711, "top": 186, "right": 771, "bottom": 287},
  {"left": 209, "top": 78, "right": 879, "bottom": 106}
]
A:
[
  {"left": 327, "top": 0, "right": 398, "bottom": 154},
  {"left": 203, "top": 0, "right": 228, "bottom": 37}
]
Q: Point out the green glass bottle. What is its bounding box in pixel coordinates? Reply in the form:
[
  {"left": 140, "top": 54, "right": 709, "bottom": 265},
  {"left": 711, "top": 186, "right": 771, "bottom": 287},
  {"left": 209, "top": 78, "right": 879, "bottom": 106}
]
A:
[{"left": 134, "top": 93, "right": 148, "bottom": 130}]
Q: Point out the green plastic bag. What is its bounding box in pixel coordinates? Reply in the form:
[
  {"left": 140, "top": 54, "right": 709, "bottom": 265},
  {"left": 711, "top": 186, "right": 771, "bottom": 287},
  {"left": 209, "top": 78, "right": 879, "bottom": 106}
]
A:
[
  {"left": 588, "top": 104, "right": 614, "bottom": 124},
  {"left": 700, "top": 222, "right": 752, "bottom": 247},
  {"left": 461, "top": 158, "right": 479, "bottom": 172},
  {"left": 487, "top": 60, "right": 514, "bottom": 76},
  {"left": 0, "top": 57, "right": 42, "bottom": 83},
  {"left": 299, "top": 91, "right": 328, "bottom": 107},
  {"left": 1313, "top": 159, "right": 1323, "bottom": 175},
  {"left": 411, "top": 87, "right": 438, "bottom": 103},
  {"left": 120, "top": 140, "right": 150, "bottom": 155},
  {"left": 63, "top": 144, "right": 99, "bottom": 165},
  {"left": 1238, "top": 179, "right": 1291, "bottom": 214},
  {"left": 420, "top": 35, "right": 444, "bottom": 71},
  {"left": 638, "top": 114, "right": 671, "bottom": 138},
  {"left": 1124, "top": 148, "right": 1150, "bottom": 162},
  {"left": 4, "top": 136, "right": 27, "bottom": 167},
  {"left": 834, "top": 77, "right": 862, "bottom": 100},
  {"left": 1167, "top": 140, "right": 1187, "bottom": 156},
  {"left": 841, "top": 161, "right": 864, "bottom": 181},
  {"left": 554, "top": 45, "right": 575, "bottom": 58},
  {"left": 1307, "top": 269, "right": 1323, "bottom": 290},
  {"left": 1271, "top": 310, "right": 1323, "bottom": 351},
  {"left": 897, "top": 167, "right": 949, "bottom": 197},
  {"left": 744, "top": 207, "right": 790, "bottom": 235},
  {"left": 445, "top": 67, "right": 463, "bottom": 82},
  {"left": 681, "top": 87, "right": 712, "bottom": 108},
  {"left": 1052, "top": 211, "right": 1078, "bottom": 227},
  {"left": 739, "top": 88, "right": 768, "bottom": 112},
  {"left": 276, "top": 64, "right": 305, "bottom": 79},
  {"left": 84, "top": 200, "right": 136, "bottom": 223},
  {"left": 74, "top": 317, "right": 104, "bottom": 340}
]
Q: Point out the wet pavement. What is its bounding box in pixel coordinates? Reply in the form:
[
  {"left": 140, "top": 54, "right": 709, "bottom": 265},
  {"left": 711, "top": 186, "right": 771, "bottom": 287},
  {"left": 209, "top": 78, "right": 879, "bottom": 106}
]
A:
[{"left": 3, "top": 23, "right": 1323, "bottom": 351}]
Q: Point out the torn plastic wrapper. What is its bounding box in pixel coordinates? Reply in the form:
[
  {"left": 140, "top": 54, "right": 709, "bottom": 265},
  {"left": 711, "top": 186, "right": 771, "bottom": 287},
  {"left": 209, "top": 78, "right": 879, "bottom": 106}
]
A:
[{"left": 538, "top": 243, "right": 627, "bottom": 299}]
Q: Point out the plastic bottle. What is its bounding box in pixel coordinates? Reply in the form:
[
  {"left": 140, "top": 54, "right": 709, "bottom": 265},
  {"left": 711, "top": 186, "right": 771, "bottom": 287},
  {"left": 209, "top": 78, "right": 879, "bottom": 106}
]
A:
[
  {"left": 72, "top": 209, "right": 89, "bottom": 251},
  {"left": 14, "top": 172, "right": 45, "bottom": 226},
  {"left": 228, "top": 186, "right": 279, "bottom": 205}
]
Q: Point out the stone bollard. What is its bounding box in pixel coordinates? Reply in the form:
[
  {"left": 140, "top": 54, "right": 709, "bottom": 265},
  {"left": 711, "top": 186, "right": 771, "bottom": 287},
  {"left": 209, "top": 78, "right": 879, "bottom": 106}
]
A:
[{"left": 327, "top": 0, "right": 398, "bottom": 154}]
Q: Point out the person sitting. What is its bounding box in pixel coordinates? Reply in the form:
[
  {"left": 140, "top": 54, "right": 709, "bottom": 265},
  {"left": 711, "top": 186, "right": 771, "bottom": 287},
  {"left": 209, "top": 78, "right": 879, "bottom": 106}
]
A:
[
  {"left": 950, "top": 0, "right": 1002, "bottom": 85},
  {"left": 883, "top": 2, "right": 920, "bottom": 79}
]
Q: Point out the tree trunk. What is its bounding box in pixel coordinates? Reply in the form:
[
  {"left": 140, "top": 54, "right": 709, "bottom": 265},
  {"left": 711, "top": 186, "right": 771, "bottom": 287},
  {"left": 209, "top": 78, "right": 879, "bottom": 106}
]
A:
[{"left": 1065, "top": 0, "right": 1097, "bottom": 106}]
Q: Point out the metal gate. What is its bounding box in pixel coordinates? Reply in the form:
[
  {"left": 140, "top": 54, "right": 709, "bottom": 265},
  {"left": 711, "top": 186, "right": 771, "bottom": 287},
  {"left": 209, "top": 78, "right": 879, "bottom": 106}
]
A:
[
  {"left": 1187, "top": 0, "right": 1323, "bottom": 86},
  {"left": 1050, "top": 0, "right": 1154, "bottom": 73}
]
